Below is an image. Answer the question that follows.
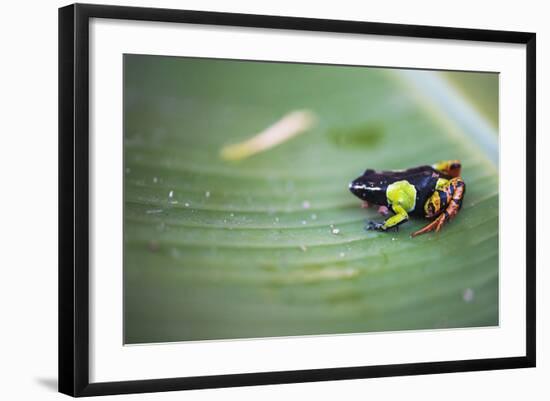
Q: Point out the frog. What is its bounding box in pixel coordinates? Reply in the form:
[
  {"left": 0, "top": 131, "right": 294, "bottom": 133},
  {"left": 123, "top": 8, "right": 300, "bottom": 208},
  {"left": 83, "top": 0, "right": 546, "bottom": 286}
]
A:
[{"left": 348, "top": 160, "right": 466, "bottom": 237}]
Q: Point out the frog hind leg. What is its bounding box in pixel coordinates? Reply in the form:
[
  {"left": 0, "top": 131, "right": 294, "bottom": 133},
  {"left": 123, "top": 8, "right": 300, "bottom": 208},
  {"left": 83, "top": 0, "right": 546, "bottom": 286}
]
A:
[
  {"left": 411, "top": 177, "right": 466, "bottom": 237},
  {"left": 433, "top": 160, "right": 461, "bottom": 178}
]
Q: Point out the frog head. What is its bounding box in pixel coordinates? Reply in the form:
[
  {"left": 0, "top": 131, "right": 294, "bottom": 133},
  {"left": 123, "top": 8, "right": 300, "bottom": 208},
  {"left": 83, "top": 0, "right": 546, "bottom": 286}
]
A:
[{"left": 348, "top": 169, "right": 385, "bottom": 203}]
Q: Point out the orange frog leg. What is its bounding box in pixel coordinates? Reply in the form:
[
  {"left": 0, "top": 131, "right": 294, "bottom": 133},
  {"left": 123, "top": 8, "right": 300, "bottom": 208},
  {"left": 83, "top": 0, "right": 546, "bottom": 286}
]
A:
[
  {"left": 433, "top": 160, "right": 462, "bottom": 178},
  {"left": 411, "top": 177, "right": 466, "bottom": 237}
]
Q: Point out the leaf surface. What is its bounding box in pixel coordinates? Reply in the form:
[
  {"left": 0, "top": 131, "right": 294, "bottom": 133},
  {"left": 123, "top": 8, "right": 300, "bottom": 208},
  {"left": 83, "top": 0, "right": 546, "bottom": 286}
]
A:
[{"left": 124, "top": 56, "right": 498, "bottom": 343}]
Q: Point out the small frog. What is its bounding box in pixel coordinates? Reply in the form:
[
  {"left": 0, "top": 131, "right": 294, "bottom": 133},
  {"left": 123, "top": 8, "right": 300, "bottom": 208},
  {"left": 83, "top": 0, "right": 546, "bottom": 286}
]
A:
[{"left": 349, "top": 160, "right": 466, "bottom": 237}]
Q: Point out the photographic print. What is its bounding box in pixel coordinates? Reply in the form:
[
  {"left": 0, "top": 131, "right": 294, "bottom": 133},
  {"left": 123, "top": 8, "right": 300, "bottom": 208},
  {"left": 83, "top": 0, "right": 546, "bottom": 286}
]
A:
[{"left": 123, "top": 54, "right": 499, "bottom": 344}]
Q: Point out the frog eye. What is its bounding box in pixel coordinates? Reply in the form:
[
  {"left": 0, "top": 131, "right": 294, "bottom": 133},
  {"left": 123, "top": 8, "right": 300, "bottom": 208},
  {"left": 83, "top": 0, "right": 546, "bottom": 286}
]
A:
[{"left": 363, "top": 169, "right": 375, "bottom": 176}]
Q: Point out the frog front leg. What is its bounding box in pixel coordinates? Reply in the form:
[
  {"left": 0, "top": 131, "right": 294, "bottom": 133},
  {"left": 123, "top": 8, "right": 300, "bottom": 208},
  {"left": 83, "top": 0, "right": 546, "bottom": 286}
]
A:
[
  {"left": 366, "top": 180, "right": 415, "bottom": 232},
  {"left": 411, "top": 177, "right": 466, "bottom": 237},
  {"left": 366, "top": 204, "right": 409, "bottom": 231}
]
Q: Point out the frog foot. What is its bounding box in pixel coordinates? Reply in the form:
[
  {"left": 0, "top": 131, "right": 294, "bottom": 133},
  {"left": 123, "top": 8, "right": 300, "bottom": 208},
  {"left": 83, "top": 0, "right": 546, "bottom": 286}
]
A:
[
  {"left": 365, "top": 220, "right": 399, "bottom": 232},
  {"left": 366, "top": 221, "right": 385, "bottom": 231}
]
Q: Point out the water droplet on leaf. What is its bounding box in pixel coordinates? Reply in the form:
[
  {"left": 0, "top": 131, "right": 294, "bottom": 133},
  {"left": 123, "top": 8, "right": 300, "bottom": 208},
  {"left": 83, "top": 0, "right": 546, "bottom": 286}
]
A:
[{"left": 463, "top": 288, "right": 475, "bottom": 302}]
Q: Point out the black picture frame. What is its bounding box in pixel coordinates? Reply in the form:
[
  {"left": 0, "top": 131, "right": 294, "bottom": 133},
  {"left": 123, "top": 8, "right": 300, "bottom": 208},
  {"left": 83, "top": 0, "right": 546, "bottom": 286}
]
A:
[{"left": 59, "top": 3, "right": 536, "bottom": 397}]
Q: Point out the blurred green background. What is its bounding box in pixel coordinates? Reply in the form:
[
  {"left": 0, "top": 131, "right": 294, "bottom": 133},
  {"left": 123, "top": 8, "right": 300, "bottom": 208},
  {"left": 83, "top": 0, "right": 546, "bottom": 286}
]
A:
[{"left": 123, "top": 55, "right": 499, "bottom": 344}]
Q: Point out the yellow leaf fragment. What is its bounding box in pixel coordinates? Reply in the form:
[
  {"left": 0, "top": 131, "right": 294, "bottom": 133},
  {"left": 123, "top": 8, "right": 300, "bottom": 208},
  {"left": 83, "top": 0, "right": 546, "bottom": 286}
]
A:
[{"left": 220, "top": 110, "right": 317, "bottom": 161}]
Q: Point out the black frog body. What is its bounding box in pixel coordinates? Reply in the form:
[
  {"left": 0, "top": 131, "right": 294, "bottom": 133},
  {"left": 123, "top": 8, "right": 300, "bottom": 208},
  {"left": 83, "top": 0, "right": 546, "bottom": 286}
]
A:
[
  {"left": 349, "top": 161, "right": 465, "bottom": 236},
  {"left": 349, "top": 165, "right": 442, "bottom": 217}
]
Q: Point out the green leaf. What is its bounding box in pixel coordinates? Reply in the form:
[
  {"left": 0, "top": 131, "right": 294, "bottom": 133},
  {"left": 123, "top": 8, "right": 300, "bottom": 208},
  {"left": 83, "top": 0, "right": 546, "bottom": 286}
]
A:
[{"left": 123, "top": 55, "right": 498, "bottom": 343}]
